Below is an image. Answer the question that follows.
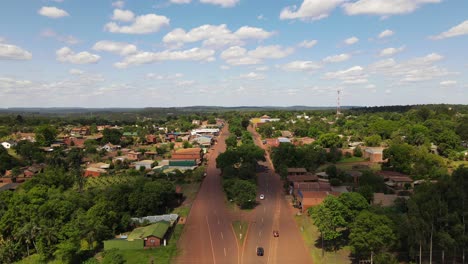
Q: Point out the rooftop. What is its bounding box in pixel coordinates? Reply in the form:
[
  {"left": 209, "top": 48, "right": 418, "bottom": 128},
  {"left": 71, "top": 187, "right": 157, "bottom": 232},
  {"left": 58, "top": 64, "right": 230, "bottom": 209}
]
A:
[{"left": 127, "top": 221, "right": 170, "bottom": 241}]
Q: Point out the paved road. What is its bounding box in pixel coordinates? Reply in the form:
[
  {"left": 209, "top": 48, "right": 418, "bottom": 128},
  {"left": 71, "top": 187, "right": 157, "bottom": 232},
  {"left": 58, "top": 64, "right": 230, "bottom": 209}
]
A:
[
  {"left": 241, "top": 126, "right": 312, "bottom": 264},
  {"left": 176, "top": 125, "right": 239, "bottom": 264},
  {"left": 177, "top": 124, "right": 312, "bottom": 264}
]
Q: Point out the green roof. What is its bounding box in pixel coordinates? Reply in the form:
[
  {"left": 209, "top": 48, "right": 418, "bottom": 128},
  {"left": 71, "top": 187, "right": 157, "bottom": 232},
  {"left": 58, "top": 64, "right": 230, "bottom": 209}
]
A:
[{"left": 127, "top": 221, "right": 170, "bottom": 241}]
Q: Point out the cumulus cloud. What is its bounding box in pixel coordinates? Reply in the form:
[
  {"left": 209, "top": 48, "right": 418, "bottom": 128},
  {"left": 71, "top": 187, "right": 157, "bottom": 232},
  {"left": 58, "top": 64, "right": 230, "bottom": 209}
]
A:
[
  {"left": 240, "top": 72, "right": 265, "bottom": 80},
  {"left": 379, "top": 46, "right": 405, "bottom": 57},
  {"left": 115, "top": 47, "right": 215, "bottom": 68},
  {"left": 112, "top": 9, "right": 134, "bottom": 22},
  {"left": 324, "top": 65, "right": 369, "bottom": 84},
  {"left": 344, "top": 36, "right": 359, "bottom": 45},
  {"left": 431, "top": 20, "right": 468, "bottom": 40},
  {"left": 56, "top": 47, "right": 100, "bottom": 64},
  {"left": 200, "top": 0, "right": 239, "bottom": 8},
  {"left": 282, "top": 60, "right": 321, "bottom": 72},
  {"left": 40, "top": 29, "right": 79, "bottom": 45},
  {"left": 440, "top": 80, "right": 457, "bottom": 86},
  {"left": 378, "top": 29, "right": 394, "bottom": 38},
  {"left": 146, "top": 73, "right": 183, "bottom": 79},
  {"left": 38, "top": 6, "right": 69, "bottom": 18},
  {"left": 112, "top": 1, "right": 125, "bottom": 8},
  {"left": 69, "top": 69, "right": 84, "bottom": 75},
  {"left": 343, "top": 0, "right": 441, "bottom": 16},
  {"left": 105, "top": 12, "right": 170, "bottom": 34},
  {"left": 163, "top": 24, "right": 274, "bottom": 49},
  {"left": 220, "top": 45, "right": 293, "bottom": 66},
  {"left": 92, "top": 40, "right": 138, "bottom": 56},
  {"left": 280, "top": 0, "right": 345, "bottom": 21},
  {"left": 0, "top": 43, "right": 32, "bottom": 60},
  {"left": 298, "top": 40, "right": 318, "bottom": 48},
  {"left": 370, "top": 53, "right": 451, "bottom": 82},
  {"left": 323, "top": 53, "right": 351, "bottom": 63}
]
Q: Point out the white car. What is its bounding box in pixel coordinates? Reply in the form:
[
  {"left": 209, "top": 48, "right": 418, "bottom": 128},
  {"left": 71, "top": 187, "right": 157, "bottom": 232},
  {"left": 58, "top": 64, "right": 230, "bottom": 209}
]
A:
[{"left": 260, "top": 194, "right": 265, "bottom": 200}]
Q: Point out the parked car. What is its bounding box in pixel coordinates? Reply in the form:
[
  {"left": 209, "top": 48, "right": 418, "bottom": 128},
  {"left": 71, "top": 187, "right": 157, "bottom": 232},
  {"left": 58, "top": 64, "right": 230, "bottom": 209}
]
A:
[
  {"left": 260, "top": 194, "right": 265, "bottom": 200},
  {"left": 256, "top": 247, "right": 264, "bottom": 256},
  {"left": 273, "top": 230, "right": 279, "bottom": 237}
]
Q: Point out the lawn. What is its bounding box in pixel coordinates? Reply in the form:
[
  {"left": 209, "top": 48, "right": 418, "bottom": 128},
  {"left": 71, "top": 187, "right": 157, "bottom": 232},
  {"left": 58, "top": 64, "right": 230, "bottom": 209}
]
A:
[
  {"left": 294, "top": 214, "right": 351, "bottom": 264},
  {"left": 7, "top": 148, "right": 20, "bottom": 159}
]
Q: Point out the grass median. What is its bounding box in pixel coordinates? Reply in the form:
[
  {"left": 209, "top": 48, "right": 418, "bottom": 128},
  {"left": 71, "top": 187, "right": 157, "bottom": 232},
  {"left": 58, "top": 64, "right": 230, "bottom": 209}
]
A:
[{"left": 232, "top": 220, "right": 249, "bottom": 247}]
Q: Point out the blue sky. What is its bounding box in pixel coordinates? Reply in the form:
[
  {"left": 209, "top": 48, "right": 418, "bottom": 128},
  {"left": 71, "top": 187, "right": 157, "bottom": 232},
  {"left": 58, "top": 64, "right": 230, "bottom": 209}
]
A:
[{"left": 0, "top": 0, "right": 466, "bottom": 107}]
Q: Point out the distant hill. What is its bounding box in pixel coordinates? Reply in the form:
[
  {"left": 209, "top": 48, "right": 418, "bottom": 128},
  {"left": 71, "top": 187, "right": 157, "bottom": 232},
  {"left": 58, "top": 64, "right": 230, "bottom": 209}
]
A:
[{"left": 0, "top": 105, "right": 357, "bottom": 114}]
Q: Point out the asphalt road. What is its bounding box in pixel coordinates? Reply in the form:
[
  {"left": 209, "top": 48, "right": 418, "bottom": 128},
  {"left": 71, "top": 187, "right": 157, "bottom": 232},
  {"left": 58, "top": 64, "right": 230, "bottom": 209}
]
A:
[
  {"left": 241, "top": 126, "right": 313, "bottom": 264},
  {"left": 177, "top": 124, "right": 312, "bottom": 264},
  {"left": 176, "top": 125, "right": 239, "bottom": 264}
]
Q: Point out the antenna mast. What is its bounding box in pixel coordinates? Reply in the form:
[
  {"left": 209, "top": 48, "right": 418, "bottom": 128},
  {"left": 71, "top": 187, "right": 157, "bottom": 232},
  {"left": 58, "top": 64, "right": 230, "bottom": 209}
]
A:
[{"left": 336, "top": 89, "right": 341, "bottom": 117}]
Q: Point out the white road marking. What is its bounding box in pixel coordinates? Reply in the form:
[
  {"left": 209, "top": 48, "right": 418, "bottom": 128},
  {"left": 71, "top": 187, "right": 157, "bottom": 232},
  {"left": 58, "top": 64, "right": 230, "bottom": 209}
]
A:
[
  {"left": 259, "top": 230, "right": 262, "bottom": 237},
  {"left": 224, "top": 247, "right": 227, "bottom": 257},
  {"left": 206, "top": 216, "right": 217, "bottom": 264},
  {"left": 262, "top": 217, "right": 264, "bottom": 223},
  {"left": 221, "top": 232, "right": 224, "bottom": 240},
  {"left": 264, "top": 207, "right": 266, "bottom": 213}
]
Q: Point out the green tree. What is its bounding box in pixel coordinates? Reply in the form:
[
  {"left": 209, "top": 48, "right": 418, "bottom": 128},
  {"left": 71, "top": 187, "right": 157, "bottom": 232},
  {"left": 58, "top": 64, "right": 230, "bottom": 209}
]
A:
[
  {"left": 349, "top": 211, "right": 396, "bottom": 261},
  {"left": 35, "top": 125, "right": 57, "bottom": 147},
  {"left": 102, "top": 128, "right": 122, "bottom": 145},
  {"left": 338, "top": 192, "right": 369, "bottom": 224},
  {"left": 309, "top": 196, "right": 347, "bottom": 250},
  {"left": 317, "top": 133, "right": 342, "bottom": 148},
  {"left": 382, "top": 143, "right": 414, "bottom": 174},
  {"left": 225, "top": 135, "right": 238, "bottom": 149},
  {"left": 354, "top": 146, "right": 363, "bottom": 157},
  {"left": 364, "top": 135, "right": 382, "bottom": 147},
  {"left": 102, "top": 249, "right": 125, "bottom": 264}
]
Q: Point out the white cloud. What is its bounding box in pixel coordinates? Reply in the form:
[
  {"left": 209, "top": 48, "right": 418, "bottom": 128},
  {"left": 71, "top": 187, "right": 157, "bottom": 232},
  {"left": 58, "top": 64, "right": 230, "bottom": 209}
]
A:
[
  {"left": 115, "top": 47, "right": 215, "bottom": 68},
  {"left": 220, "top": 65, "right": 230, "bottom": 70},
  {"left": 0, "top": 43, "right": 32, "bottom": 60},
  {"left": 298, "top": 40, "right": 318, "bottom": 48},
  {"left": 344, "top": 36, "right": 359, "bottom": 45},
  {"left": 163, "top": 24, "right": 274, "bottom": 49},
  {"left": 240, "top": 72, "right": 265, "bottom": 80},
  {"left": 112, "top": 1, "right": 125, "bottom": 8},
  {"left": 221, "top": 45, "right": 294, "bottom": 66},
  {"left": 40, "top": 29, "right": 79, "bottom": 45},
  {"left": 105, "top": 13, "right": 170, "bottom": 34},
  {"left": 440, "top": 80, "right": 457, "bottom": 86},
  {"left": 235, "top": 26, "right": 274, "bottom": 39},
  {"left": 343, "top": 0, "right": 441, "bottom": 16},
  {"left": 92, "top": 40, "right": 138, "bottom": 56},
  {"left": 370, "top": 53, "right": 450, "bottom": 82},
  {"left": 255, "top": 66, "right": 269, "bottom": 71},
  {"left": 249, "top": 45, "right": 294, "bottom": 59},
  {"left": 38, "top": 6, "right": 69, "bottom": 18},
  {"left": 324, "top": 65, "right": 369, "bottom": 84},
  {"left": 282, "top": 60, "right": 321, "bottom": 72},
  {"left": 257, "top": 14, "right": 266, "bottom": 20},
  {"left": 379, "top": 46, "right": 405, "bottom": 57},
  {"left": 378, "top": 29, "right": 394, "bottom": 38},
  {"left": 323, "top": 53, "right": 351, "bottom": 63},
  {"left": 69, "top": 69, "right": 84, "bottom": 75},
  {"left": 200, "top": 0, "right": 239, "bottom": 8},
  {"left": 56, "top": 47, "right": 100, "bottom": 64},
  {"left": 171, "top": 0, "right": 191, "bottom": 3},
  {"left": 112, "top": 9, "right": 135, "bottom": 22},
  {"left": 146, "top": 73, "right": 183, "bottom": 79},
  {"left": 175, "top": 80, "right": 196, "bottom": 86},
  {"left": 431, "top": 20, "right": 468, "bottom": 40},
  {"left": 280, "top": 0, "right": 345, "bottom": 21}
]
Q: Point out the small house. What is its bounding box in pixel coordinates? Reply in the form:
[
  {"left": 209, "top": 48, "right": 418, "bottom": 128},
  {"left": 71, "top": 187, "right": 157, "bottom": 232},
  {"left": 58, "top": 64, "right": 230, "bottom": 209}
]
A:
[
  {"left": 363, "top": 147, "right": 385, "bottom": 163},
  {"left": 134, "top": 160, "right": 155, "bottom": 171}
]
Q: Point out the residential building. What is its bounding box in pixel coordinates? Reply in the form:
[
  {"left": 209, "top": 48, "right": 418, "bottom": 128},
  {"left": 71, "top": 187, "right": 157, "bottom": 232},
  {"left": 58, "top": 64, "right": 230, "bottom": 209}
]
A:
[
  {"left": 134, "top": 160, "right": 155, "bottom": 170},
  {"left": 363, "top": 147, "right": 385, "bottom": 163}
]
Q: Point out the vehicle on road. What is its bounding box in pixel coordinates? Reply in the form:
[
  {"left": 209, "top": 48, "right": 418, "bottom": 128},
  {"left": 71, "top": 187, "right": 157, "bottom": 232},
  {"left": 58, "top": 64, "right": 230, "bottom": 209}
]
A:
[
  {"left": 256, "top": 247, "right": 264, "bottom": 256},
  {"left": 259, "top": 194, "right": 265, "bottom": 200},
  {"left": 273, "top": 230, "right": 279, "bottom": 237}
]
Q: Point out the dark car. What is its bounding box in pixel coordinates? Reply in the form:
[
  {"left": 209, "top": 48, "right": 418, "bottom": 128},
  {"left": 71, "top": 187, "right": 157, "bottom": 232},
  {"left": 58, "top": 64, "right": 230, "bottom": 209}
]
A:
[
  {"left": 256, "top": 247, "right": 264, "bottom": 256},
  {"left": 273, "top": 230, "right": 279, "bottom": 237}
]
